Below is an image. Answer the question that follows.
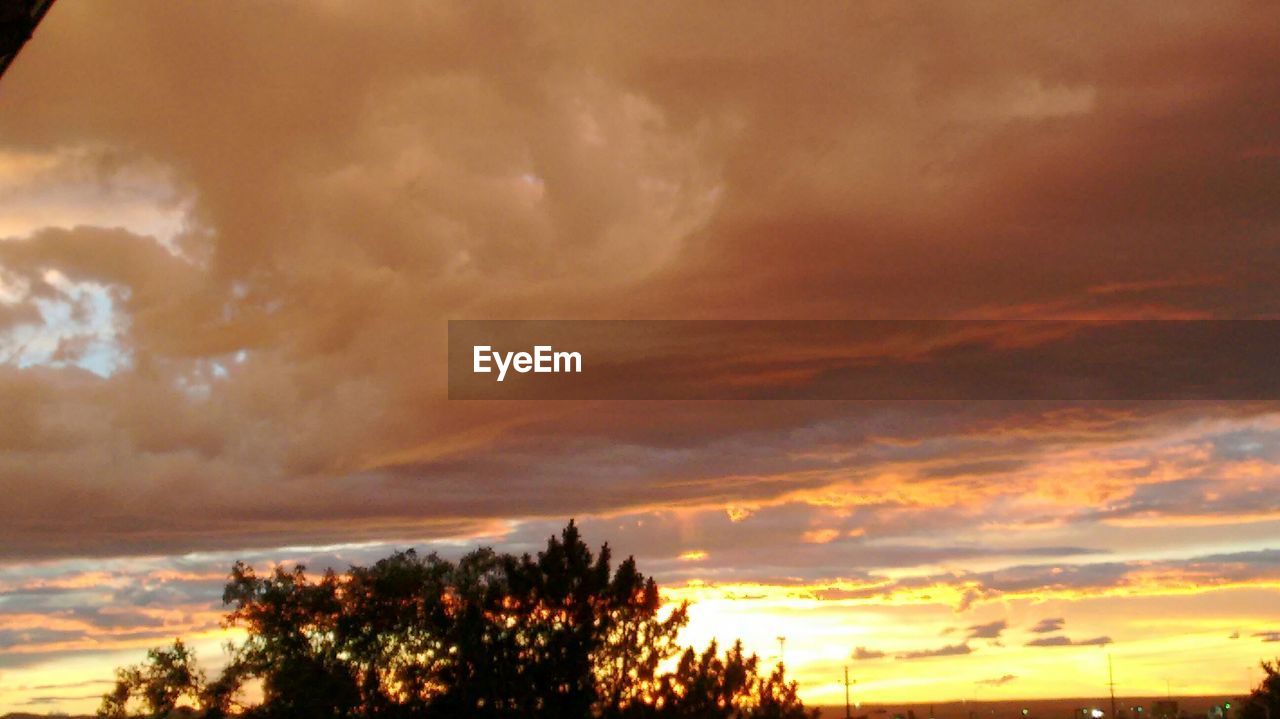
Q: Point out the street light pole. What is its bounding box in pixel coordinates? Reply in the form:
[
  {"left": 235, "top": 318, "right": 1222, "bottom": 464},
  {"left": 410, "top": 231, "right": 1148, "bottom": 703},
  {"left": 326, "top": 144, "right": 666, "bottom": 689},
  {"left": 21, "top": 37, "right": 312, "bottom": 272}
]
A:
[
  {"left": 844, "top": 665, "right": 854, "bottom": 719},
  {"left": 1109, "top": 655, "right": 1119, "bottom": 719}
]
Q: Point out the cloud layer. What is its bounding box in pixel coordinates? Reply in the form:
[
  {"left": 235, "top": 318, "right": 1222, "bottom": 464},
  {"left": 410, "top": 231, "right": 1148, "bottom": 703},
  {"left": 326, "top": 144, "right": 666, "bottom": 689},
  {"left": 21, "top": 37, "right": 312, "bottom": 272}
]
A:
[
  {"left": 1, "top": 1, "right": 1279, "bottom": 560},
  {"left": 1, "top": 0, "right": 1279, "bottom": 713}
]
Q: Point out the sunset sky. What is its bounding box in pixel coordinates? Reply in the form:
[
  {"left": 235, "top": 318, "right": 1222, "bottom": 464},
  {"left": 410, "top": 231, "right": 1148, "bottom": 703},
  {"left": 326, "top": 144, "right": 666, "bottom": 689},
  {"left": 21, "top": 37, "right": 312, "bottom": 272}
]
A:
[{"left": 3, "top": 2, "right": 1280, "bottom": 714}]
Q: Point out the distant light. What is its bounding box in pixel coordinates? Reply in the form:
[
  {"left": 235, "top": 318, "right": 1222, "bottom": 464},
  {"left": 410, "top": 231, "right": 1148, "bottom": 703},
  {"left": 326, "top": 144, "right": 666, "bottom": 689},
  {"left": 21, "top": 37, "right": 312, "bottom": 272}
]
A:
[{"left": 1092, "top": 710, "right": 1106, "bottom": 718}]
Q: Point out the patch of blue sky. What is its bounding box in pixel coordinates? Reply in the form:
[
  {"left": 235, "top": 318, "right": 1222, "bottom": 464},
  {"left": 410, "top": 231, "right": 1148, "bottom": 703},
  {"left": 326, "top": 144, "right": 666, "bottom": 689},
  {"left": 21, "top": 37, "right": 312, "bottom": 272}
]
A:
[{"left": 0, "top": 274, "right": 129, "bottom": 377}]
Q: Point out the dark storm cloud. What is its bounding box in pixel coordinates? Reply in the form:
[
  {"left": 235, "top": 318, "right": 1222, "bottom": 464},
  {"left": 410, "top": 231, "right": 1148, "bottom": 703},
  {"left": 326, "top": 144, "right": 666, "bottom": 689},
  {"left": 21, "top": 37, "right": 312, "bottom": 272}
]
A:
[{"left": 0, "top": 0, "right": 1276, "bottom": 567}]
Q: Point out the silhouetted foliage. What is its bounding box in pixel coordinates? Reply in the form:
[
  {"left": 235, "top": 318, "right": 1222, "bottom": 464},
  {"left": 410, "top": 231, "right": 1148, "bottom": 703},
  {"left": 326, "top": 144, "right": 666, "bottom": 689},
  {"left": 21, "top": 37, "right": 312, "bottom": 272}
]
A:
[
  {"left": 99, "top": 521, "right": 815, "bottom": 719},
  {"left": 98, "top": 640, "right": 203, "bottom": 719},
  {"left": 1240, "top": 659, "right": 1280, "bottom": 719}
]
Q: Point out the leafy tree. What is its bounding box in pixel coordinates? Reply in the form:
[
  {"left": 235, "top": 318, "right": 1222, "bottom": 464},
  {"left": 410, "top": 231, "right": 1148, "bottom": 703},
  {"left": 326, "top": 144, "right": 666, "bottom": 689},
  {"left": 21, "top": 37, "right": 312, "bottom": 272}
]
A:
[
  {"left": 99, "top": 521, "right": 814, "bottom": 719},
  {"left": 220, "top": 562, "right": 361, "bottom": 718},
  {"left": 594, "top": 556, "right": 688, "bottom": 715},
  {"left": 1240, "top": 659, "right": 1280, "bottom": 719},
  {"left": 98, "top": 639, "right": 203, "bottom": 719},
  {"left": 640, "top": 640, "right": 811, "bottom": 719}
]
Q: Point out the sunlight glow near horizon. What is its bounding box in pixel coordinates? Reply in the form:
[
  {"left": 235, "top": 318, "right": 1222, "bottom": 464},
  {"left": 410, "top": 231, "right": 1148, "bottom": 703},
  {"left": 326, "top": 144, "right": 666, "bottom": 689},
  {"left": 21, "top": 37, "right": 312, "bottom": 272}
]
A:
[
  {"left": 3, "top": 413, "right": 1280, "bottom": 713},
  {"left": 2, "top": 504, "right": 1280, "bottom": 711},
  {"left": 667, "top": 582, "right": 1276, "bottom": 707},
  {"left": 3, "top": 570, "right": 1276, "bottom": 713}
]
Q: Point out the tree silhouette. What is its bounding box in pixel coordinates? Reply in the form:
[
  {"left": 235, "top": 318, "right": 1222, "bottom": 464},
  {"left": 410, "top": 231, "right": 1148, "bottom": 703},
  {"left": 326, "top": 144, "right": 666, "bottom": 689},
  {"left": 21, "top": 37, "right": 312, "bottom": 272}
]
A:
[
  {"left": 1240, "top": 659, "right": 1280, "bottom": 719},
  {"left": 99, "top": 521, "right": 815, "bottom": 719},
  {"left": 644, "top": 640, "right": 809, "bottom": 719},
  {"left": 98, "top": 640, "right": 204, "bottom": 719}
]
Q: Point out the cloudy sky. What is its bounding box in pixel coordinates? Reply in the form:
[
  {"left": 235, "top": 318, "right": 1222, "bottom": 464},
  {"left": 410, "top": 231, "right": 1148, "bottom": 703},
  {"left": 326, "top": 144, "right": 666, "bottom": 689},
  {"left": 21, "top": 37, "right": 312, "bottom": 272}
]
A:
[{"left": 2, "top": 1, "right": 1280, "bottom": 713}]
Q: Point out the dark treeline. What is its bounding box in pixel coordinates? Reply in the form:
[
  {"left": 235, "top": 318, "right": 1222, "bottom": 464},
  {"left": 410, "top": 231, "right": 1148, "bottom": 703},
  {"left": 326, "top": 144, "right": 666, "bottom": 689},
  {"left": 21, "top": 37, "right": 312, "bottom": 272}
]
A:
[{"left": 98, "top": 522, "right": 815, "bottom": 719}]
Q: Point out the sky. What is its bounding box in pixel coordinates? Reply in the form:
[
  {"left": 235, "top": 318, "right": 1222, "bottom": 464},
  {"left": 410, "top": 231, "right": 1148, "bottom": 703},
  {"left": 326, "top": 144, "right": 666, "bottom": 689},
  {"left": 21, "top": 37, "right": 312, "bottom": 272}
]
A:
[{"left": 2, "top": 1, "right": 1280, "bottom": 714}]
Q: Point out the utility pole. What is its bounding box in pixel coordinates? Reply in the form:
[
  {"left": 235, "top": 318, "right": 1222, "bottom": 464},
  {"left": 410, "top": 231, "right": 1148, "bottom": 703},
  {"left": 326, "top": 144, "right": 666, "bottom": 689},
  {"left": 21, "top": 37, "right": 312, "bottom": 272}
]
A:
[
  {"left": 1109, "top": 655, "right": 1118, "bottom": 719},
  {"left": 777, "top": 636, "right": 786, "bottom": 666},
  {"left": 843, "top": 665, "right": 855, "bottom": 719}
]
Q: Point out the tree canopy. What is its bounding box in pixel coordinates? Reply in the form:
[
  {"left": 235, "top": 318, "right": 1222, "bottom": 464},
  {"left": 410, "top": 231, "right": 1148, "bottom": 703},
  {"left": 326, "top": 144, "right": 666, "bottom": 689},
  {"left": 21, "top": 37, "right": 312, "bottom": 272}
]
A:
[
  {"left": 99, "top": 521, "right": 815, "bottom": 719},
  {"left": 1240, "top": 658, "right": 1280, "bottom": 719}
]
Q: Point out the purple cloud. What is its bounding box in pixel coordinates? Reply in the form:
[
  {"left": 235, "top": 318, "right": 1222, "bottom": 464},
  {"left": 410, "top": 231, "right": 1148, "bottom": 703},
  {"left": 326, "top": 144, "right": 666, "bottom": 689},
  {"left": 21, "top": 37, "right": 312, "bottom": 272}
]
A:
[
  {"left": 897, "top": 643, "right": 973, "bottom": 660},
  {"left": 967, "top": 619, "right": 1008, "bottom": 639},
  {"left": 1026, "top": 635, "right": 1112, "bottom": 647},
  {"left": 1030, "top": 618, "right": 1066, "bottom": 634}
]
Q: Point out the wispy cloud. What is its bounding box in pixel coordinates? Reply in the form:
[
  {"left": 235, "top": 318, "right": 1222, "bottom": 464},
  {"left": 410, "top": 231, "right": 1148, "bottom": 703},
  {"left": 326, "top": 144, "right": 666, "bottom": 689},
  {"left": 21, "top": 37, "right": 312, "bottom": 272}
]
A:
[
  {"left": 1025, "top": 635, "right": 1113, "bottom": 648},
  {"left": 967, "top": 620, "right": 1008, "bottom": 640},
  {"left": 896, "top": 643, "right": 973, "bottom": 661},
  {"left": 1030, "top": 618, "right": 1065, "bottom": 634}
]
